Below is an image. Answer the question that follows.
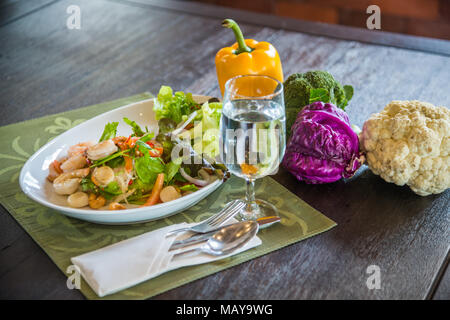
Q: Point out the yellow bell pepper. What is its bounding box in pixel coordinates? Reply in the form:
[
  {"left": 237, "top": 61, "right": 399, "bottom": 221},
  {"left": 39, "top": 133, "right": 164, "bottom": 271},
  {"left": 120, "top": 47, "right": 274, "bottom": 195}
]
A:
[{"left": 215, "top": 19, "right": 284, "bottom": 96}]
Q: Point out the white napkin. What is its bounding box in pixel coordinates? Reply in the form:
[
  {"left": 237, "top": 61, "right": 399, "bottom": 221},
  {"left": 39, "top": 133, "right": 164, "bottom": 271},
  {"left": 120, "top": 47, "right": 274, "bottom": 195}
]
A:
[{"left": 71, "top": 221, "right": 261, "bottom": 297}]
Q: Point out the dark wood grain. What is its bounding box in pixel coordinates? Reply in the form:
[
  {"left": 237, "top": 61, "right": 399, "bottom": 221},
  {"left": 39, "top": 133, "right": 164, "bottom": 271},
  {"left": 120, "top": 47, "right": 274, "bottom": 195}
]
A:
[
  {"left": 0, "top": 0, "right": 449, "bottom": 300},
  {"left": 0, "top": 0, "right": 59, "bottom": 27},
  {"left": 432, "top": 258, "right": 449, "bottom": 300}
]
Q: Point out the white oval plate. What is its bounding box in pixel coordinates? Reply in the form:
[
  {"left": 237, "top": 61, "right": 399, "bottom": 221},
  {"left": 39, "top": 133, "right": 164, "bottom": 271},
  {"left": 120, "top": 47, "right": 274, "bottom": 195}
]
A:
[{"left": 19, "top": 95, "right": 224, "bottom": 224}]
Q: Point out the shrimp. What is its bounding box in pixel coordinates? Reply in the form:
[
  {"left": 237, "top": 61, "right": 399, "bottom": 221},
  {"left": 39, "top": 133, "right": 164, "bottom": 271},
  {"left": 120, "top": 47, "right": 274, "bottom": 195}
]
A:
[
  {"left": 91, "top": 166, "right": 115, "bottom": 187},
  {"left": 87, "top": 139, "right": 118, "bottom": 160},
  {"left": 108, "top": 202, "right": 126, "bottom": 210},
  {"left": 47, "top": 160, "right": 63, "bottom": 182},
  {"left": 67, "top": 141, "right": 95, "bottom": 157},
  {"left": 88, "top": 193, "right": 106, "bottom": 209},
  {"left": 53, "top": 168, "right": 90, "bottom": 195},
  {"left": 112, "top": 136, "right": 128, "bottom": 150},
  {"left": 60, "top": 154, "right": 87, "bottom": 172}
]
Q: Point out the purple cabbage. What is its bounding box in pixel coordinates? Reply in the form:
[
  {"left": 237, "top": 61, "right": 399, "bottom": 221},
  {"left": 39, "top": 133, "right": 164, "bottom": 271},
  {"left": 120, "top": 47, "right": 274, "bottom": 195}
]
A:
[{"left": 282, "top": 101, "right": 364, "bottom": 184}]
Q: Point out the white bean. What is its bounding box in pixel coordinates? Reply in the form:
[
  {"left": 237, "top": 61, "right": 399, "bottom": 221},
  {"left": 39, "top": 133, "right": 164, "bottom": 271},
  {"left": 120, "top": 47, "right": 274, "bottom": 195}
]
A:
[
  {"left": 159, "top": 186, "right": 181, "bottom": 203},
  {"left": 67, "top": 192, "right": 89, "bottom": 208}
]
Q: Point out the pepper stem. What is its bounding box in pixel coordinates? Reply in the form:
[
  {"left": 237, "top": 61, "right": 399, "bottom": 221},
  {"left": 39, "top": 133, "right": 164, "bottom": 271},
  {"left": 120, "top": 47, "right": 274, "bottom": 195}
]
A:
[{"left": 222, "top": 19, "right": 252, "bottom": 54}]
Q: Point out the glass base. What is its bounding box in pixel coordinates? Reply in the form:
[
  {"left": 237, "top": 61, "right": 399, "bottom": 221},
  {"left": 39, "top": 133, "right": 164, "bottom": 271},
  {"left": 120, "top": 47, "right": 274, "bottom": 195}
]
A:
[{"left": 237, "top": 199, "right": 279, "bottom": 229}]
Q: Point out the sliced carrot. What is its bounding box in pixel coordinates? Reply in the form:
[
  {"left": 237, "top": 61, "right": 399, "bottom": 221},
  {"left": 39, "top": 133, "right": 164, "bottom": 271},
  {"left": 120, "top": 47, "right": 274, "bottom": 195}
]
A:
[
  {"left": 128, "top": 136, "right": 140, "bottom": 148},
  {"left": 141, "top": 173, "right": 165, "bottom": 207},
  {"left": 124, "top": 156, "right": 133, "bottom": 173}
]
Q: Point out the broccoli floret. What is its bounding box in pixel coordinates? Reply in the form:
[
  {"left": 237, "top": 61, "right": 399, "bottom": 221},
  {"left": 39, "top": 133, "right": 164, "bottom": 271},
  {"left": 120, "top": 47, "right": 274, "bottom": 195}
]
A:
[{"left": 284, "top": 70, "right": 353, "bottom": 137}]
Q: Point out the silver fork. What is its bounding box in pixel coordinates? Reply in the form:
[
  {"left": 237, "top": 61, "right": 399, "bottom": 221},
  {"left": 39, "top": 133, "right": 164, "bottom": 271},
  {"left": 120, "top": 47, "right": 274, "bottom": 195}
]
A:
[{"left": 165, "top": 199, "right": 245, "bottom": 237}]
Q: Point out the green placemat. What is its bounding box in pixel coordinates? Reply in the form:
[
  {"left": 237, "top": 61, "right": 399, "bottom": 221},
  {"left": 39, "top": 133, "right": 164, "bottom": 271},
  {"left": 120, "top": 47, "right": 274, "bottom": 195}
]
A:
[{"left": 0, "top": 93, "right": 336, "bottom": 300}]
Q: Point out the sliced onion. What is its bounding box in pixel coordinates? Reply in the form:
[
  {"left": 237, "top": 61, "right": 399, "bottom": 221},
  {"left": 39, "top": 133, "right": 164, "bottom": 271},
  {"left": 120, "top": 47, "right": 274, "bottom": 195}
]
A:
[
  {"left": 179, "top": 168, "right": 209, "bottom": 187},
  {"left": 198, "top": 168, "right": 212, "bottom": 182}
]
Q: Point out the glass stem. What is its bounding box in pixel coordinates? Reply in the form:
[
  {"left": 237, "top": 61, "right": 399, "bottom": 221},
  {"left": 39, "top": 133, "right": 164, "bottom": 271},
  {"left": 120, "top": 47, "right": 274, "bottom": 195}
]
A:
[{"left": 244, "top": 178, "right": 259, "bottom": 219}]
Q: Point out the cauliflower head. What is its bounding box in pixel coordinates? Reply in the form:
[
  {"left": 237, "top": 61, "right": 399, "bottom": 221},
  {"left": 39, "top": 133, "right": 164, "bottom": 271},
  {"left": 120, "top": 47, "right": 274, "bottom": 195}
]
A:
[{"left": 360, "top": 100, "right": 450, "bottom": 196}]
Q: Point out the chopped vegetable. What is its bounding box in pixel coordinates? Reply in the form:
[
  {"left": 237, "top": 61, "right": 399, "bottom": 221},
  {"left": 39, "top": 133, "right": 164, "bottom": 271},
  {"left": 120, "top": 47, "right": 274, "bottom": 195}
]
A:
[
  {"left": 123, "top": 117, "right": 146, "bottom": 137},
  {"left": 158, "top": 118, "right": 177, "bottom": 134},
  {"left": 135, "top": 155, "right": 164, "bottom": 184},
  {"left": 90, "top": 149, "right": 129, "bottom": 168},
  {"left": 179, "top": 167, "right": 209, "bottom": 186},
  {"left": 99, "top": 122, "right": 119, "bottom": 142},
  {"left": 165, "top": 159, "right": 182, "bottom": 183},
  {"left": 153, "top": 86, "right": 199, "bottom": 123},
  {"left": 179, "top": 184, "right": 198, "bottom": 192},
  {"left": 141, "top": 173, "right": 165, "bottom": 206},
  {"left": 124, "top": 156, "right": 133, "bottom": 173},
  {"left": 103, "top": 181, "right": 122, "bottom": 196},
  {"left": 159, "top": 186, "right": 181, "bottom": 203},
  {"left": 183, "top": 101, "right": 222, "bottom": 159}
]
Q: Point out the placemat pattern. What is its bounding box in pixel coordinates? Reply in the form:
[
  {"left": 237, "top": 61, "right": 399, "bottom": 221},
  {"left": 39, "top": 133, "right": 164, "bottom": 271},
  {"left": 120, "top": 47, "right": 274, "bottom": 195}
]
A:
[{"left": 0, "top": 93, "right": 336, "bottom": 299}]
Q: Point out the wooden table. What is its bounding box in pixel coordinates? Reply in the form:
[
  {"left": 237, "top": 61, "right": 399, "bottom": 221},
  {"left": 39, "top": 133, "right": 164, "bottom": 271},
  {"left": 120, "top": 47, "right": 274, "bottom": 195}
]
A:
[{"left": 0, "top": 0, "right": 448, "bottom": 300}]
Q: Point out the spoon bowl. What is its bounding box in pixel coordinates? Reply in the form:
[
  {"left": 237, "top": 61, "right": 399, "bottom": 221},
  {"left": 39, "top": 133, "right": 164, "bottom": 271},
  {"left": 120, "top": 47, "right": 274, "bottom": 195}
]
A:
[{"left": 174, "top": 220, "right": 259, "bottom": 258}]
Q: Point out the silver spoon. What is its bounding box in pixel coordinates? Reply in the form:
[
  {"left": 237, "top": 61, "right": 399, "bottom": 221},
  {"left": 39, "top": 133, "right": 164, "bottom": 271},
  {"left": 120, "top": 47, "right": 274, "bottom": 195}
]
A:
[{"left": 172, "top": 220, "right": 259, "bottom": 258}]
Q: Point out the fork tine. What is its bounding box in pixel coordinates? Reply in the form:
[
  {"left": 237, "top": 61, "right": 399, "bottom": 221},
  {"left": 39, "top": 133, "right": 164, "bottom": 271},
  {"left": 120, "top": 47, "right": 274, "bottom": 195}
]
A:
[
  {"left": 208, "top": 200, "right": 245, "bottom": 227},
  {"left": 207, "top": 200, "right": 241, "bottom": 226},
  {"left": 167, "top": 200, "right": 245, "bottom": 237},
  {"left": 206, "top": 200, "right": 241, "bottom": 225},
  {"left": 203, "top": 199, "right": 238, "bottom": 222}
]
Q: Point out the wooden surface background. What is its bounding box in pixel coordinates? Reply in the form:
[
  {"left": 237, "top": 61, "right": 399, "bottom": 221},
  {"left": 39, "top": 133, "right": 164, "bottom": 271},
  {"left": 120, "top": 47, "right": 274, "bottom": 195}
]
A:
[{"left": 0, "top": 0, "right": 448, "bottom": 299}]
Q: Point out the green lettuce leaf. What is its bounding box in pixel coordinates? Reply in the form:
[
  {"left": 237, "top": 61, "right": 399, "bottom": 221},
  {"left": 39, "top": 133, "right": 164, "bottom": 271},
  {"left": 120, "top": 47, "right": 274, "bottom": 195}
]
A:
[
  {"left": 189, "top": 101, "right": 222, "bottom": 159},
  {"left": 180, "top": 184, "right": 198, "bottom": 192},
  {"left": 153, "top": 85, "right": 198, "bottom": 123},
  {"left": 164, "top": 157, "right": 182, "bottom": 184},
  {"left": 123, "top": 117, "right": 146, "bottom": 137},
  {"left": 135, "top": 155, "right": 164, "bottom": 184},
  {"left": 99, "top": 122, "right": 119, "bottom": 142}
]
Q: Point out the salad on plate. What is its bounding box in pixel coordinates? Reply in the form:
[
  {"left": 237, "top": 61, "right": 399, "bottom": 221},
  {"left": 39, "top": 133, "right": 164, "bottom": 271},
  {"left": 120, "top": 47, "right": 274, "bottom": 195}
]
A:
[{"left": 46, "top": 86, "right": 228, "bottom": 210}]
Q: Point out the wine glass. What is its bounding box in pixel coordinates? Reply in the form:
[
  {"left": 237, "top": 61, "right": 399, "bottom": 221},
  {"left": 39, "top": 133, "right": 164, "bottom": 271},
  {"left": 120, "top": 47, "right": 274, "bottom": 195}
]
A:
[{"left": 219, "top": 74, "right": 286, "bottom": 221}]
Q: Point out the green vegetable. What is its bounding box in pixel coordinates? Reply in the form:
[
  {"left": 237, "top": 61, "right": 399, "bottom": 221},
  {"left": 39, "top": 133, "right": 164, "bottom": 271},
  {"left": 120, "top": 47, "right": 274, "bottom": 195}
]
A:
[
  {"left": 179, "top": 184, "right": 198, "bottom": 192},
  {"left": 99, "top": 122, "right": 119, "bottom": 142},
  {"left": 103, "top": 181, "right": 122, "bottom": 196},
  {"left": 343, "top": 85, "right": 354, "bottom": 102},
  {"left": 81, "top": 177, "right": 98, "bottom": 194},
  {"left": 156, "top": 133, "right": 174, "bottom": 162},
  {"left": 153, "top": 85, "right": 199, "bottom": 123},
  {"left": 172, "top": 171, "right": 187, "bottom": 183},
  {"left": 80, "top": 177, "right": 122, "bottom": 200},
  {"left": 135, "top": 155, "right": 164, "bottom": 184},
  {"left": 134, "top": 139, "right": 162, "bottom": 161},
  {"left": 309, "top": 88, "right": 330, "bottom": 104},
  {"left": 90, "top": 149, "right": 130, "bottom": 167},
  {"left": 129, "top": 178, "right": 154, "bottom": 194},
  {"left": 106, "top": 156, "right": 125, "bottom": 168},
  {"left": 164, "top": 158, "right": 182, "bottom": 184},
  {"left": 158, "top": 118, "right": 177, "bottom": 134},
  {"left": 123, "top": 117, "right": 146, "bottom": 137},
  {"left": 138, "top": 132, "right": 155, "bottom": 143},
  {"left": 284, "top": 71, "right": 354, "bottom": 136},
  {"left": 188, "top": 101, "right": 222, "bottom": 159}
]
